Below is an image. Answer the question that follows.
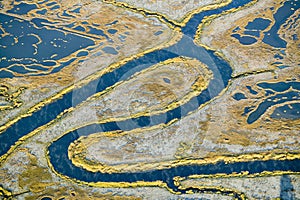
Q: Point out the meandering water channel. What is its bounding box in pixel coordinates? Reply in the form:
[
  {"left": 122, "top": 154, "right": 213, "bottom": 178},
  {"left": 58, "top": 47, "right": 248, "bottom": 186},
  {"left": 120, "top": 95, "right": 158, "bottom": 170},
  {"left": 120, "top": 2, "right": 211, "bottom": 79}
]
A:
[{"left": 0, "top": 0, "right": 299, "bottom": 197}]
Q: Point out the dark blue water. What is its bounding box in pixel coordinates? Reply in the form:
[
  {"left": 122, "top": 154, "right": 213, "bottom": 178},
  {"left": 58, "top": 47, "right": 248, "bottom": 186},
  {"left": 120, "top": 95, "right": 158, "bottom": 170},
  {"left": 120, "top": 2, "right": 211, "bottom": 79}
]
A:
[
  {"left": 70, "top": 7, "right": 81, "bottom": 14},
  {"left": 247, "top": 91, "right": 300, "bottom": 124},
  {"left": 1, "top": 0, "right": 299, "bottom": 193},
  {"left": 257, "top": 81, "right": 300, "bottom": 92},
  {"left": 102, "top": 46, "right": 118, "bottom": 55},
  {"left": 0, "top": 39, "right": 230, "bottom": 156},
  {"left": 65, "top": 22, "right": 75, "bottom": 28},
  {"left": 46, "top": 2, "right": 56, "bottom": 6},
  {"left": 231, "top": 0, "right": 299, "bottom": 48},
  {"left": 262, "top": 0, "right": 300, "bottom": 48},
  {"left": 77, "top": 51, "right": 89, "bottom": 57},
  {"left": 274, "top": 53, "right": 284, "bottom": 59},
  {"left": 36, "top": 9, "right": 47, "bottom": 15},
  {"left": 246, "top": 85, "right": 258, "bottom": 95},
  {"left": 244, "top": 82, "right": 300, "bottom": 123},
  {"left": 40, "top": 197, "right": 52, "bottom": 200},
  {"left": 242, "top": 106, "right": 255, "bottom": 116},
  {"left": 243, "top": 30, "right": 260, "bottom": 37},
  {"left": 0, "top": 71, "right": 14, "bottom": 78},
  {"left": 74, "top": 25, "right": 85, "bottom": 32},
  {"left": 88, "top": 26, "right": 110, "bottom": 39},
  {"left": 277, "top": 65, "right": 290, "bottom": 69},
  {"left": 265, "top": 89, "right": 275, "bottom": 96},
  {"left": 232, "top": 93, "right": 247, "bottom": 101},
  {"left": 27, "top": 65, "right": 49, "bottom": 71},
  {"left": 0, "top": 13, "right": 95, "bottom": 77},
  {"left": 9, "top": 65, "right": 32, "bottom": 74},
  {"left": 231, "top": 18, "right": 270, "bottom": 45},
  {"left": 154, "top": 31, "right": 163, "bottom": 36},
  {"left": 245, "top": 18, "right": 271, "bottom": 30},
  {"left": 7, "top": 2, "right": 37, "bottom": 15},
  {"left": 62, "top": 10, "right": 74, "bottom": 18},
  {"left": 182, "top": 0, "right": 253, "bottom": 39},
  {"left": 108, "top": 29, "right": 118, "bottom": 34},
  {"left": 231, "top": 34, "right": 257, "bottom": 45},
  {"left": 50, "top": 5, "right": 60, "bottom": 10},
  {"left": 105, "top": 20, "right": 118, "bottom": 26},
  {"left": 232, "top": 27, "right": 241, "bottom": 32},
  {"left": 163, "top": 77, "right": 171, "bottom": 84},
  {"left": 280, "top": 175, "right": 296, "bottom": 200},
  {"left": 49, "top": 130, "right": 300, "bottom": 193},
  {"left": 271, "top": 103, "right": 300, "bottom": 120}
]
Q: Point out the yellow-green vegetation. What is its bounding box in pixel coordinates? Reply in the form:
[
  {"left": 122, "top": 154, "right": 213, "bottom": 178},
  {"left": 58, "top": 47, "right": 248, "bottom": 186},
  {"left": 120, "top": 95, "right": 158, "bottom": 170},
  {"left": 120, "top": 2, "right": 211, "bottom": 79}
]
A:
[
  {"left": 14, "top": 150, "right": 142, "bottom": 199},
  {"left": 0, "top": 185, "right": 12, "bottom": 200},
  {"left": 68, "top": 124, "right": 300, "bottom": 173},
  {"left": 91, "top": 56, "right": 212, "bottom": 122},
  {"left": 103, "top": 0, "right": 230, "bottom": 27},
  {"left": 0, "top": 85, "right": 25, "bottom": 111},
  {"left": 25, "top": 187, "right": 142, "bottom": 200},
  {"left": 18, "top": 151, "right": 53, "bottom": 194},
  {"left": 1, "top": 0, "right": 299, "bottom": 199}
]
